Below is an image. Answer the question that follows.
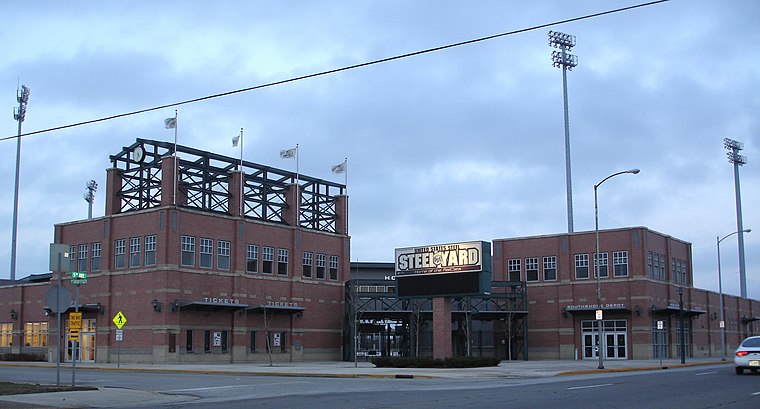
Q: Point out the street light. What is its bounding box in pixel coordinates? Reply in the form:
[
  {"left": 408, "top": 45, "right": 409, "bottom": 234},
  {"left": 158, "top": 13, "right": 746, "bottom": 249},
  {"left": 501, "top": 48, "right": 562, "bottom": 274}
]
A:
[
  {"left": 594, "top": 168, "right": 640, "bottom": 369},
  {"left": 717, "top": 228, "right": 751, "bottom": 361}
]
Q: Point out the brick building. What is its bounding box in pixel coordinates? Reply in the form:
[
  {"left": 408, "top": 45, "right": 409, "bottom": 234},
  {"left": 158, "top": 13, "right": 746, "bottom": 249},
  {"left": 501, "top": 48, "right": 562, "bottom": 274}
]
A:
[
  {"left": 0, "top": 139, "right": 350, "bottom": 364},
  {"left": 492, "top": 227, "right": 760, "bottom": 360}
]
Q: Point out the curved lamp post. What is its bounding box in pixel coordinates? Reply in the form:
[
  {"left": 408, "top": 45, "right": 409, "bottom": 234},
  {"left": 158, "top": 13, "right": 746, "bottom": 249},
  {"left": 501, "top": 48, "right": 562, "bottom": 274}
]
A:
[
  {"left": 594, "top": 168, "right": 640, "bottom": 369},
  {"left": 717, "top": 228, "right": 751, "bottom": 361}
]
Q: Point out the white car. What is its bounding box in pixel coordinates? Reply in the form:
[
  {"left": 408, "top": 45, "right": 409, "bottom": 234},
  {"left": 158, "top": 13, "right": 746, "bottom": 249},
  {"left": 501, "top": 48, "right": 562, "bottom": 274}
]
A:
[{"left": 734, "top": 336, "right": 760, "bottom": 375}]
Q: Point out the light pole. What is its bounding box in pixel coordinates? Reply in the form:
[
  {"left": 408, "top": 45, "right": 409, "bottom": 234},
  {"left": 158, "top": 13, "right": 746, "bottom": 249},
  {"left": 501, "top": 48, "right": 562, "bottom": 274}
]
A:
[
  {"left": 717, "top": 228, "right": 751, "bottom": 361},
  {"left": 549, "top": 31, "right": 578, "bottom": 233},
  {"left": 83, "top": 180, "right": 98, "bottom": 219},
  {"left": 594, "top": 168, "right": 640, "bottom": 369},
  {"left": 10, "top": 84, "right": 30, "bottom": 281},
  {"left": 723, "top": 138, "right": 748, "bottom": 298}
]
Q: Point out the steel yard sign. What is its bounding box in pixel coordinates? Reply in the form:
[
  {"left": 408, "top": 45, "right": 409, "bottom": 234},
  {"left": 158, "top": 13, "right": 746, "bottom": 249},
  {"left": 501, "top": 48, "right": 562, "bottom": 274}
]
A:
[{"left": 395, "top": 241, "right": 492, "bottom": 298}]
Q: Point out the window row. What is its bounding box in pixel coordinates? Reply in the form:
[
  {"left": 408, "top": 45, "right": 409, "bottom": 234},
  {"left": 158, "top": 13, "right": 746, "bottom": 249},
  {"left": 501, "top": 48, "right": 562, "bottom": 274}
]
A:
[
  {"left": 647, "top": 251, "right": 667, "bottom": 280},
  {"left": 506, "top": 251, "right": 629, "bottom": 282},
  {"left": 68, "top": 236, "right": 157, "bottom": 273},
  {"left": 179, "top": 238, "right": 341, "bottom": 280},
  {"left": 0, "top": 322, "right": 48, "bottom": 347}
]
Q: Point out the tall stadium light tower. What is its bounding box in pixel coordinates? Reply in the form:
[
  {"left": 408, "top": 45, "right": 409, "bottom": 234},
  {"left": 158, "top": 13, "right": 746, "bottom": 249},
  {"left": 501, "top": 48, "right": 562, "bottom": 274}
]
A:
[
  {"left": 84, "top": 180, "right": 98, "bottom": 220},
  {"left": 10, "top": 85, "right": 30, "bottom": 281},
  {"left": 549, "top": 31, "right": 579, "bottom": 233},
  {"left": 723, "top": 138, "right": 748, "bottom": 298}
]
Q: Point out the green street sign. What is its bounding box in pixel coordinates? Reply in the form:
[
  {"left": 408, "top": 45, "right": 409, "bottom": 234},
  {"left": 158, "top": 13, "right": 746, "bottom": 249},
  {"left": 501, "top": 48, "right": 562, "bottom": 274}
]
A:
[{"left": 71, "top": 271, "right": 87, "bottom": 285}]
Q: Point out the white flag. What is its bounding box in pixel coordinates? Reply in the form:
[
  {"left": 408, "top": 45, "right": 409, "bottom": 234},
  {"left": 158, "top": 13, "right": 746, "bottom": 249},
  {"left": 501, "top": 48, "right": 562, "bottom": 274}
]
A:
[
  {"left": 280, "top": 147, "right": 297, "bottom": 159},
  {"left": 331, "top": 161, "right": 346, "bottom": 174},
  {"left": 164, "top": 117, "right": 177, "bottom": 129},
  {"left": 232, "top": 135, "right": 240, "bottom": 147}
]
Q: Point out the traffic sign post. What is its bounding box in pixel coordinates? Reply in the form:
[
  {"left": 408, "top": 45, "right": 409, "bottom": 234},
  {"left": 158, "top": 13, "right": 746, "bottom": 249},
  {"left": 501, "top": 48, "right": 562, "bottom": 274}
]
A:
[
  {"left": 71, "top": 271, "right": 87, "bottom": 285},
  {"left": 113, "top": 312, "right": 127, "bottom": 367}
]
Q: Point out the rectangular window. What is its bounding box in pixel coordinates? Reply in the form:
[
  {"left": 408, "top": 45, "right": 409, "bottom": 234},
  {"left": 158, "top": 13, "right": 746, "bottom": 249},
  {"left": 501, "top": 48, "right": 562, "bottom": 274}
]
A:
[
  {"left": 25, "top": 322, "right": 48, "bottom": 347},
  {"left": 91, "top": 242, "right": 101, "bottom": 272},
  {"left": 575, "top": 254, "right": 589, "bottom": 279},
  {"left": 594, "top": 252, "right": 608, "bottom": 278},
  {"left": 145, "top": 235, "right": 156, "bottom": 266},
  {"left": 221, "top": 331, "right": 229, "bottom": 353},
  {"left": 218, "top": 240, "right": 230, "bottom": 271},
  {"left": 181, "top": 236, "right": 195, "bottom": 267},
  {"left": 246, "top": 244, "right": 258, "bottom": 273},
  {"left": 129, "top": 237, "right": 140, "bottom": 268},
  {"left": 250, "top": 331, "right": 257, "bottom": 353},
  {"left": 200, "top": 238, "right": 213, "bottom": 269},
  {"left": 329, "top": 255, "right": 339, "bottom": 281},
  {"left": 507, "top": 259, "right": 521, "bottom": 282},
  {"left": 78, "top": 244, "right": 87, "bottom": 272},
  {"left": 203, "top": 330, "right": 211, "bottom": 352},
  {"left": 302, "top": 252, "right": 313, "bottom": 278},
  {"left": 115, "top": 239, "right": 126, "bottom": 269},
  {"left": 543, "top": 256, "right": 557, "bottom": 281},
  {"left": 262, "top": 247, "right": 274, "bottom": 274},
  {"left": 525, "top": 257, "right": 539, "bottom": 282},
  {"left": 186, "top": 329, "right": 193, "bottom": 352},
  {"left": 647, "top": 251, "right": 654, "bottom": 278},
  {"left": 277, "top": 248, "right": 288, "bottom": 275},
  {"left": 69, "top": 245, "right": 76, "bottom": 272},
  {"left": 613, "top": 251, "right": 628, "bottom": 277},
  {"left": 659, "top": 254, "right": 666, "bottom": 280},
  {"left": 0, "top": 323, "right": 12, "bottom": 347},
  {"left": 316, "top": 254, "right": 326, "bottom": 279}
]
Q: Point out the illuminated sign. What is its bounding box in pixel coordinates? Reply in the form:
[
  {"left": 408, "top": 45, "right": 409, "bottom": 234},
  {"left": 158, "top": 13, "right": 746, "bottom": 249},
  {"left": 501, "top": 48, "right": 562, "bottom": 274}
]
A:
[
  {"left": 395, "top": 241, "right": 485, "bottom": 277},
  {"left": 395, "top": 241, "right": 492, "bottom": 298}
]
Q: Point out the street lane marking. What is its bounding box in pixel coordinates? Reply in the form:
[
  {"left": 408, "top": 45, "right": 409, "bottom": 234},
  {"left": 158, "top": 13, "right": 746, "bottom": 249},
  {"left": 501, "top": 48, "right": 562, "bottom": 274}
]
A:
[
  {"left": 752, "top": 391, "right": 760, "bottom": 396},
  {"left": 567, "top": 383, "right": 613, "bottom": 390},
  {"left": 695, "top": 371, "right": 718, "bottom": 376},
  {"left": 164, "top": 382, "right": 306, "bottom": 393}
]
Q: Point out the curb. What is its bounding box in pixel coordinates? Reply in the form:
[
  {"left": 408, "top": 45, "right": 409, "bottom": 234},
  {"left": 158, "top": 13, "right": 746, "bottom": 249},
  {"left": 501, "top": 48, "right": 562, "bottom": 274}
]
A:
[{"left": 558, "top": 360, "right": 728, "bottom": 376}]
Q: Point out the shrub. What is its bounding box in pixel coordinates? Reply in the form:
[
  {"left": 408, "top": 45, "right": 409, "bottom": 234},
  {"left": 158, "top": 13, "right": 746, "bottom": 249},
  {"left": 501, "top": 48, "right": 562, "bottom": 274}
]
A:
[{"left": 371, "top": 356, "right": 500, "bottom": 368}]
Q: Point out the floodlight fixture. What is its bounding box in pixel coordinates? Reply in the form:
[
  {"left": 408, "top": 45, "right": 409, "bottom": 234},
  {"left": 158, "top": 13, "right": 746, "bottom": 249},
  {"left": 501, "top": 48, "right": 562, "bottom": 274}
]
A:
[
  {"left": 84, "top": 179, "right": 98, "bottom": 219},
  {"left": 548, "top": 31, "right": 576, "bottom": 49}
]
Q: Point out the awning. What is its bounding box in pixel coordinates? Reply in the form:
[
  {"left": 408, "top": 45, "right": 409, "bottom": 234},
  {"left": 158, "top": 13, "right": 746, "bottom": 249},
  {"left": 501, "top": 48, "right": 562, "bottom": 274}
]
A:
[
  {"left": 247, "top": 304, "right": 305, "bottom": 315},
  {"left": 651, "top": 305, "right": 706, "bottom": 317},
  {"left": 742, "top": 316, "right": 760, "bottom": 324},
  {"left": 60, "top": 303, "right": 105, "bottom": 314},
  {"left": 179, "top": 301, "right": 250, "bottom": 312}
]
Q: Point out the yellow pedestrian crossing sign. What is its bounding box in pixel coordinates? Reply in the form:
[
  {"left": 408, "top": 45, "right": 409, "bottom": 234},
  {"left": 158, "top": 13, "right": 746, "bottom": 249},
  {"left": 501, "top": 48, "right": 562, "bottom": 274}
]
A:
[{"left": 113, "top": 311, "right": 127, "bottom": 329}]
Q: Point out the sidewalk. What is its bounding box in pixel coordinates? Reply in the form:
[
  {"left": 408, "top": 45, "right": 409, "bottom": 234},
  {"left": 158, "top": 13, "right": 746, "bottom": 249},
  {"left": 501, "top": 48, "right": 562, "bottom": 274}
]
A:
[{"left": 0, "top": 358, "right": 730, "bottom": 408}]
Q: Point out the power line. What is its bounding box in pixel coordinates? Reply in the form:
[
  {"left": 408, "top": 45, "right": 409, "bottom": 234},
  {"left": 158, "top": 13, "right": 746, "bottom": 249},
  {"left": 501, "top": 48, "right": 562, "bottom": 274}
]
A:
[{"left": 2, "top": 0, "right": 670, "bottom": 142}]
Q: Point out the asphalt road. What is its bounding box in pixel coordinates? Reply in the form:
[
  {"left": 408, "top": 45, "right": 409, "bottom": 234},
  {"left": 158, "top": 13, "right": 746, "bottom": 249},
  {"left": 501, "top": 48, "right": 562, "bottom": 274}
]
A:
[{"left": 1, "top": 364, "right": 758, "bottom": 408}]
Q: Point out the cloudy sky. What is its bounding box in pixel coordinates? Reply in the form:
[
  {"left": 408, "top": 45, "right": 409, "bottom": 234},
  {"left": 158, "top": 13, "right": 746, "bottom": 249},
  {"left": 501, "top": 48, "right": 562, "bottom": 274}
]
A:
[{"left": 1, "top": 1, "right": 758, "bottom": 298}]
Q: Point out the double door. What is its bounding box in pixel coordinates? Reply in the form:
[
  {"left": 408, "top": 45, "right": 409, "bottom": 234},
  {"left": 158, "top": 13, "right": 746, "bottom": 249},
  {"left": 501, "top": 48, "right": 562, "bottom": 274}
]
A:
[{"left": 582, "top": 320, "right": 627, "bottom": 360}]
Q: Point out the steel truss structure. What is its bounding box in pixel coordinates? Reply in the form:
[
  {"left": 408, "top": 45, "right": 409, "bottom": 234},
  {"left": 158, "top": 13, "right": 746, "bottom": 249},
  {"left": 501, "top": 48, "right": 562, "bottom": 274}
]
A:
[
  {"left": 110, "top": 139, "right": 346, "bottom": 233},
  {"left": 344, "top": 279, "right": 529, "bottom": 361}
]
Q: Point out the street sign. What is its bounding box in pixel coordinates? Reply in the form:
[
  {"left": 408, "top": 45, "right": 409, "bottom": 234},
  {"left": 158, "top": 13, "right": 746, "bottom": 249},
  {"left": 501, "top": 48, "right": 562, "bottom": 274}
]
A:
[
  {"left": 69, "top": 329, "right": 80, "bottom": 341},
  {"left": 720, "top": 320, "right": 725, "bottom": 329},
  {"left": 113, "top": 311, "right": 127, "bottom": 329},
  {"left": 69, "top": 312, "right": 82, "bottom": 330},
  {"left": 71, "top": 272, "right": 87, "bottom": 285},
  {"left": 45, "top": 284, "right": 72, "bottom": 313},
  {"left": 595, "top": 309, "right": 603, "bottom": 320},
  {"left": 115, "top": 329, "right": 123, "bottom": 341},
  {"left": 657, "top": 320, "right": 664, "bottom": 330}
]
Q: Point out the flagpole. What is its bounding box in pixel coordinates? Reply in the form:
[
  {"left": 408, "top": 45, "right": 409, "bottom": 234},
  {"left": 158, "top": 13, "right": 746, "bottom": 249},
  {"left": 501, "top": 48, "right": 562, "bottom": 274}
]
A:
[
  {"left": 239, "top": 128, "right": 244, "bottom": 217},
  {"left": 173, "top": 109, "right": 178, "bottom": 206}
]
